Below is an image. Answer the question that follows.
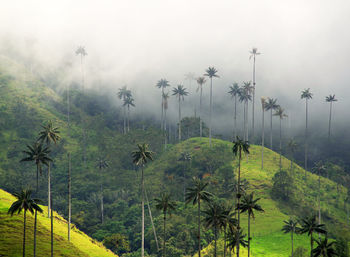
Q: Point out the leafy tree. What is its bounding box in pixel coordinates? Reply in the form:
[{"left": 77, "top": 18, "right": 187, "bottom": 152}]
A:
[
  {"left": 264, "top": 97, "right": 279, "bottom": 149},
  {"left": 96, "top": 157, "right": 109, "bottom": 223},
  {"left": 335, "top": 237, "right": 349, "bottom": 257},
  {"left": 301, "top": 88, "right": 313, "bottom": 178},
  {"left": 272, "top": 170, "right": 294, "bottom": 201},
  {"left": 185, "top": 177, "right": 213, "bottom": 257},
  {"left": 131, "top": 143, "right": 154, "bottom": 257},
  {"left": 8, "top": 189, "right": 43, "bottom": 257},
  {"left": 240, "top": 192, "right": 264, "bottom": 257},
  {"left": 282, "top": 219, "right": 300, "bottom": 257},
  {"left": 274, "top": 106, "right": 288, "bottom": 171},
  {"left": 249, "top": 47, "right": 261, "bottom": 140},
  {"left": 156, "top": 79, "right": 170, "bottom": 131},
  {"left": 197, "top": 77, "right": 207, "bottom": 138},
  {"left": 299, "top": 215, "right": 327, "bottom": 257},
  {"left": 103, "top": 234, "right": 130, "bottom": 255},
  {"left": 325, "top": 94, "right": 337, "bottom": 139},
  {"left": 293, "top": 246, "right": 308, "bottom": 257},
  {"left": 232, "top": 136, "right": 250, "bottom": 257},
  {"left": 172, "top": 85, "right": 188, "bottom": 141},
  {"left": 312, "top": 237, "right": 337, "bottom": 257},
  {"left": 228, "top": 83, "right": 240, "bottom": 140},
  {"left": 154, "top": 192, "right": 177, "bottom": 257},
  {"left": 204, "top": 67, "right": 219, "bottom": 147}
]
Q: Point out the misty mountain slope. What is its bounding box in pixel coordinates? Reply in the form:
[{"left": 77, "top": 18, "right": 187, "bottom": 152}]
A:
[
  {"left": 0, "top": 188, "right": 117, "bottom": 257},
  {"left": 142, "top": 137, "right": 349, "bottom": 256}
]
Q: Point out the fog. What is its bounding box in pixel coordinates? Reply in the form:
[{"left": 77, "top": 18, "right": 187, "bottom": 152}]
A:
[{"left": 1, "top": 0, "right": 350, "bottom": 136}]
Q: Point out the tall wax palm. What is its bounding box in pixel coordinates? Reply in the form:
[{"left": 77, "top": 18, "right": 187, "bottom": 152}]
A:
[
  {"left": 238, "top": 85, "right": 252, "bottom": 141},
  {"left": 21, "top": 142, "right": 52, "bottom": 192},
  {"left": 204, "top": 67, "right": 219, "bottom": 147},
  {"left": 221, "top": 206, "right": 236, "bottom": 257},
  {"left": 249, "top": 48, "right": 261, "bottom": 140},
  {"left": 260, "top": 97, "right": 266, "bottom": 169},
  {"left": 8, "top": 190, "right": 43, "bottom": 257},
  {"left": 274, "top": 106, "right": 288, "bottom": 171},
  {"left": 287, "top": 139, "right": 298, "bottom": 172},
  {"left": 227, "top": 228, "right": 248, "bottom": 255},
  {"left": 264, "top": 98, "right": 279, "bottom": 149},
  {"left": 228, "top": 83, "right": 240, "bottom": 140},
  {"left": 179, "top": 152, "right": 192, "bottom": 201},
  {"left": 240, "top": 193, "right": 264, "bottom": 257},
  {"left": 154, "top": 192, "right": 177, "bottom": 257},
  {"left": 197, "top": 77, "right": 207, "bottom": 138},
  {"left": 185, "top": 177, "right": 213, "bottom": 257},
  {"left": 203, "top": 202, "right": 226, "bottom": 257},
  {"left": 131, "top": 143, "right": 154, "bottom": 257},
  {"left": 301, "top": 88, "right": 313, "bottom": 178},
  {"left": 38, "top": 120, "right": 61, "bottom": 218},
  {"left": 163, "top": 92, "right": 170, "bottom": 148},
  {"left": 172, "top": 85, "right": 188, "bottom": 141},
  {"left": 156, "top": 79, "right": 170, "bottom": 130},
  {"left": 242, "top": 82, "right": 254, "bottom": 141},
  {"left": 312, "top": 237, "right": 337, "bottom": 257},
  {"left": 299, "top": 215, "right": 327, "bottom": 257},
  {"left": 75, "top": 46, "right": 87, "bottom": 92},
  {"left": 123, "top": 95, "right": 135, "bottom": 133},
  {"left": 96, "top": 157, "right": 109, "bottom": 223},
  {"left": 117, "top": 86, "right": 132, "bottom": 134},
  {"left": 282, "top": 219, "right": 299, "bottom": 257},
  {"left": 325, "top": 95, "right": 337, "bottom": 139},
  {"left": 232, "top": 136, "right": 250, "bottom": 257},
  {"left": 185, "top": 72, "right": 196, "bottom": 116},
  {"left": 312, "top": 161, "right": 327, "bottom": 227}
]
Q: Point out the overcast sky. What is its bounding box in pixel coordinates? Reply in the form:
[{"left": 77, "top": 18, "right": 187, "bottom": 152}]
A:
[{"left": 1, "top": 0, "right": 349, "bottom": 136}]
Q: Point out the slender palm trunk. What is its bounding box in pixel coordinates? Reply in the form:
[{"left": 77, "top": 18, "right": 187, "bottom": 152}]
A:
[
  {"left": 123, "top": 105, "right": 126, "bottom": 134},
  {"left": 127, "top": 105, "right": 130, "bottom": 133},
  {"left": 198, "top": 198, "right": 201, "bottom": 257},
  {"left": 328, "top": 102, "right": 332, "bottom": 139},
  {"left": 214, "top": 226, "right": 217, "bottom": 257},
  {"left": 279, "top": 118, "right": 282, "bottom": 171},
  {"left": 224, "top": 226, "right": 227, "bottom": 257},
  {"left": 291, "top": 230, "right": 294, "bottom": 257},
  {"left": 163, "top": 212, "right": 166, "bottom": 257},
  {"left": 48, "top": 163, "right": 51, "bottom": 218},
  {"left": 164, "top": 108, "right": 167, "bottom": 149},
  {"left": 51, "top": 197, "right": 53, "bottom": 257},
  {"left": 248, "top": 214, "right": 251, "bottom": 257},
  {"left": 252, "top": 56, "right": 256, "bottom": 141},
  {"left": 36, "top": 164, "right": 39, "bottom": 192},
  {"left": 161, "top": 88, "right": 164, "bottom": 130},
  {"left": 261, "top": 108, "right": 265, "bottom": 169},
  {"left": 318, "top": 175, "right": 321, "bottom": 233},
  {"left": 145, "top": 187, "right": 159, "bottom": 251},
  {"left": 236, "top": 150, "right": 242, "bottom": 257},
  {"left": 209, "top": 78, "right": 213, "bottom": 147},
  {"left": 305, "top": 99, "right": 308, "bottom": 179},
  {"left": 141, "top": 166, "right": 145, "bottom": 257},
  {"left": 234, "top": 95, "right": 237, "bottom": 140},
  {"left": 200, "top": 86, "right": 203, "bottom": 138},
  {"left": 246, "top": 101, "right": 249, "bottom": 141},
  {"left": 34, "top": 209, "right": 37, "bottom": 257},
  {"left": 68, "top": 153, "right": 71, "bottom": 241},
  {"left": 178, "top": 97, "right": 181, "bottom": 141},
  {"left": 310, "top": 232, "right": 313, "bottom": 257},
  {"left": 100, "top": 183, "right": 104, "bottom": 223},
  {"left": 243, "top": 103, "right": 246, "bottom": 140},
  {"left": 23, "top": 210, "right": 26, "bottom": 257},
  {"left": 270, "top": 109, "right": 273, "bottom": 149}
]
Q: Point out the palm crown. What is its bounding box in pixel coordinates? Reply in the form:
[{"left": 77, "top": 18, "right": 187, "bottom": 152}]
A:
[
  {"left": 312, "top": 237, "right": 337, "bottom": 257},
  {"left": 96, "top": 157, "right": 109, "bottom": 170},
  {"left": 287, "top": 139, "right": 298, "bottom": 152},
  {"left": 75, "top": 46, "right": 87, "bottom": 56},
  {"left": 8, "top": 189, "right": 43, "bottom": 216},
  {"left": 155, "top": 193, "right": 177, "bottom": 215},
  {"left": 232, "top": 136, "right": 250, "bottom": 157},
  {"left": 301, "top": 88, "right": 313, "bottom": 100},
  {"left": 37, "top": 120, "right": 61, "bottom": 145},
  {"left": 204, "top": 67, "right": 219, "bottom": 78},
  {"left": 281, "top": 219, "right": 299, "bottom": 234},
  {"left": 172, "top": 85, "right": 188, "bottom": 100},
  {"left": 132, "top": 143, "right": 154, "bottom": 166},
  {"left": 274, "top": 106, "right": 288, "bottom": 119},
  {"left": 123, "top": 96, "right": 135, "bottom": 108},
  {"left": 264, "top": 98, "right": 279, "bottom": 111},
  {"left": 196, "top": 77, "right": 207, "bottom": 91},
  {"left": 117, "top": 86, "right": 131, "bottom": 100},
  {"left": 228, "top": 83, "right": 240, "bottom": 97},
  {"left": 240, "top": 193, "right": 264, "bottom": 219},
  {"left": 325, "top": 94, "right": 337, "bottom": 102},
  {"left": 21, "top": 142, "right": 52, "bottom": 175},
  {"left": 249, "top": 47, "right": 261, "bottom": 59},
  {"left": 185, "top": 177, "right": 213, "bottom": 205},
  {"left": 156, "top": 79, "right": 170, "bottom": 89},
  {"left": 299, "top": 215, "right": 327, "bottom": 236}
]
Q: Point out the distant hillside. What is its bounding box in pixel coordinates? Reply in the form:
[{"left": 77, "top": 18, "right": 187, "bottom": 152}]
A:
[{"left": 0, "top": 188, "right": 117, "bottom": 257}]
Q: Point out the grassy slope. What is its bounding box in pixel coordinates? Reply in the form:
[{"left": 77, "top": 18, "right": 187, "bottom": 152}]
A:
[
  {"left": 0, "top": 188, "right": 117, "bottom": 257},
  {"left": 145, "top": 137, "right": 349, "bottom": 257}
]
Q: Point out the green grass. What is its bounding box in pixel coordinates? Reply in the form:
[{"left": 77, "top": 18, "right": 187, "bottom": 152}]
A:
[{"left": 0, "top": 189, "right": 117, "bottom": 257}]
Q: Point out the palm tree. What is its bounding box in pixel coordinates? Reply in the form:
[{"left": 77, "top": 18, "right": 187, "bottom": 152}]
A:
[
  {"left": 274, "top": 106, "right": 288, "bottom": 171},
  {"left": 96, "top": 157, "right": 109, "bottom": 223},
  {"left": 261, "top": 97, "right": 266, "bottom": 169},
  {"left": 163, "top": 92, "right": 170, "bottom": 148},
  {"left": 325, "top": 95, "right": 337, "bottom": 139},
  {"left": 203, "top": 202, "right": 226, "bottom": 257},
  {"left": 232, "top": 136, "right": 250, "bottom": 257},
  {"left": 238, "top": 84, "right": 253, "bottom": 141},
  {"left": 38, "top": 120, "right": 60, "bottom": 218},
  {"left": 240, "top": 193, "right": 264, "bottom": 257},
  {"left": 221, "top": 206, "right": 236, "bottom": 257},
  {"left": 299, "top": 215, "right": 327, "bottom": 257},
  {"left": 312, "top": 161, "right": 326, "bottom": 227},
  {"left": 185, "top": 177, "right": 213, "bottom": 257},
  {"left": 21, "top": 142, "right": 52, "bottom": 192},
  {"left": 156, "top": 79, "right": 170, "bottom": 130},
  {"left": 131, "top": 143, "right": 154, "bottom": 257},
  {"left": 123, "top": 95, "right": 135, "bottom": 133},
  {"left": 185, "top": 72, "right": 196, "bottom": 116},
  {"left": 204, "top": 67, "right": 219, "bottom": 147},
  {"left": 249, "top": 48, "right": 261, "bottom": 140},
  {"left": 179, "top": 152, "right": 192, "bottom": 201},
  {"left": 287, "top": 139, "right": 298, "bottom": 173},
  {"left": 154, "top": 192, "right": 177, "bottom": 257},
  {"left": 282, "top": 219, "right": 299, "bottom": 257},
  {"left": 301, "top": 88, "right": 313, "bottom": 179},
  {"left": 117, "top": 86, "right": 131, "bottom": 134},
  {"left": 227, "top": 228, "right": 248, "bottom": 255},
  {"left": 172, "top": 85, "right": 188, "bottom": 141},
  {"left": 197, "top": 77, "right": 207, "bottom": 138},
  {"left": 8, "top": 190, "right": 43, "bottom": 257},
  {"left": 228, "top": 83, "right": 240, "bottom": 140},
  {"left": 312, "top": 237, "right": 337, "bottom": 257},
  {"left": 264, "top": 98, "right": 279, "bottom": 149}
]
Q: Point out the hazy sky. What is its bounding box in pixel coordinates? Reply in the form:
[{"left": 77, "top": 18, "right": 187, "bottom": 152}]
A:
[{"left": 1, "top": 0, "right": 349, "bottom": 135}]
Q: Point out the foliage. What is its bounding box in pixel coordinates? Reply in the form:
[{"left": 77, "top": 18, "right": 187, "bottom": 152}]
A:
[{"left": 103, "top": 233, "right": 130, "bottom": 255}]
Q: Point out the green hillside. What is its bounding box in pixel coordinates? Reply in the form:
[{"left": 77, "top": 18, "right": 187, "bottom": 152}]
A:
[{"left": 0, "top": 188, "right": 117, "bottom": 257}]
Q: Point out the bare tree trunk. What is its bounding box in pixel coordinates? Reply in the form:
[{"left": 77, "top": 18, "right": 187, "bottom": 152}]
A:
[
  {"left": 234, "top": 95, "right": 237, "bottom": 140},
  {"left": 34, "top": 209, "right": 37, "bottom": 257},
  {"left": 236, "top": 150, "right": 242, "bottom": 257},
  {"left": 279, "top": 118, "right": 282, "bottom": 171},
  {"left": 141, "top": 166, "right": 145, "bottom": 257},
  {"left": 123, "top": 106, "right": 126, "bottom": 134},
  {"left": 252, "top": 56, "right": 256, "bottom": 141},
  {"left": 246, "top": 101, "right": 249, "bottom": 141},
  {"left": 318, "top": 175, "right": 321, "bottom": 238},
  {"left": 51, "top": 196, "right": 53, "bottom": 257},
  {"left": 248, "top": 215, "right": 251, "bottom": 257},
  {"left": 200, "top": 86, "right": 203, "bottom": 138},
  {"left": 161, "top": 88, "right": 164, "bottom": 131},
  {"left": 164, "top": 108, "right": 167, "bottom": 150},
  {"left": 270, "top": 109, "right": 273, "bottom": 149},
  {"left": 198, "top": 198, "right": 201, "bottom": 257},
  {"left": 163, "top": 212, "right": 166, "bottom": 257},
  {"left": 68, "top": 153, "right": 71, "bottom": 241},
  {"left": 127, "top": 105, "right": 130, "bottom": 133},
  {"left": 224, "top": 226, "right": 227, "bottom": 257},
  {"left": 178, "top": 97, "right": 182, "bottom": 141},
  {"left": 305, "top": 99, "right": 308, "bottom": 179},
  {"left": 100, "top": 183, "right": 104, "bottom": 223},
  {"left": 209, "top": 78, "right": 213, "bottom": 147},
  {"left": 145, "top": 187, "right": 159, "bottom": 252},
  {"left": 48, "top": 163, "right": 51, "bottom": 218},
  {"left": 328, "top": 102, "right": 332, "bottom": 139},
  {"left": 23, "top": 210, "right": 26, "bottom": 257},
  {"left": 261, "top": 107, "right": 265, "bottom": 169},
  {"left": 291, "top": 230, "right": 294, "bottom": 257},
  {"left": 214, "top": 227, "right": 217, "bottom": 257}
]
